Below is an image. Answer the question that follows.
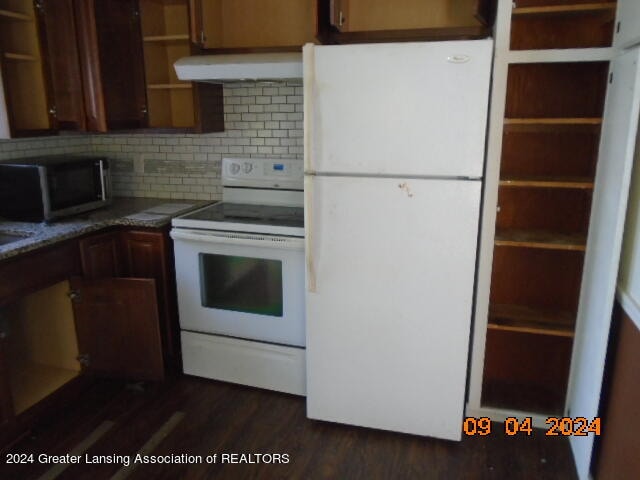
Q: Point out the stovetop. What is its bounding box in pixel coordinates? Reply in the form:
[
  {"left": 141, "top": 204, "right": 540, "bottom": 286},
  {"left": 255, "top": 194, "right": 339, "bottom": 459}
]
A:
[{"left": 172, "top": 201, "right": 304, "bottom": 237}]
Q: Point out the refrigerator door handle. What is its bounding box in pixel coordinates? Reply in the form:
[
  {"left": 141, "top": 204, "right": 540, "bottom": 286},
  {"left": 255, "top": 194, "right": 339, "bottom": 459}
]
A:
[
  {"left": 303, "top": 44, "right": 315, "bottom": 174},
  {"left": 305, "top": 175, "right": 317, "bottom": 293}
]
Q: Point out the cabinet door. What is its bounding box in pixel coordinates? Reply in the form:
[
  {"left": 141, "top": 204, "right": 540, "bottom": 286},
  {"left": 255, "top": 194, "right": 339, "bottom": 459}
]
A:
[
  {"left": 91, "top": 0, "right": 148, "bottom": 129},
  {"left": 0, "top": 321, "right": 14, "bottom": 425},
  {"left": 195, "top": 0, "right": 317, "bottom": 49},
  {"left": 121, "top": 230, "right": 179, "bottom": 366},
  {"left": 614, "top": 0, "right": 640, "bottom": 49},
  {"left": 79, "top": 232, "right": 123, "bottom": 280},
  {"left": 69, "top": 277, "right": 164, "bottom": 381},
  {"left": 567, "top": 48, "right": 640, "bottom": 479},
  {"left": 38, "top": 0, "right": 86, "bottom": 131}
]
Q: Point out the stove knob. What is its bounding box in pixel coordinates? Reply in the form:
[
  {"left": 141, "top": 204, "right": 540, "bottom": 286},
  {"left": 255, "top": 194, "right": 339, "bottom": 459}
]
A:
[
  {"left": 243, "top": 162, "right": 253, "bottom": 174},
  {"left": 230, "top": 163, "right": 241, "bottom": 174}
]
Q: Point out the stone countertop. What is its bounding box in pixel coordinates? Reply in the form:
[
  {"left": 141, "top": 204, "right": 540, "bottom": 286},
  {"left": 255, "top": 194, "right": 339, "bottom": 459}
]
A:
[{"left": 0, "top": 197, "right": 211, "bottom": 262}]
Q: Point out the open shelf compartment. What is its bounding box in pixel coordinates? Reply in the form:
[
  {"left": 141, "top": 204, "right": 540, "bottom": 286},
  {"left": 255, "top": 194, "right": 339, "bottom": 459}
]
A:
[
  {"left": 510, "top": 0, "right": 617, "bottom": 50},
  {"left": 4, "top": 281, "right": 81, "bottom": 415},
  {"left": 139, "top": 0, "right": 194, "bottom": 129}
]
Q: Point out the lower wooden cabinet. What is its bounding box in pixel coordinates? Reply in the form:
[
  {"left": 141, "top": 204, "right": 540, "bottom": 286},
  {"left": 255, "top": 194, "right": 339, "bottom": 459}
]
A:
[
  {"left": 0, "top": 225, "right": 179, "bottom": 446},
  {"left": 70, "top": 276, "right": 164, "bottom": 382},
  {"left": 80, "top": 228, "right": 180, "bottom": 370}
]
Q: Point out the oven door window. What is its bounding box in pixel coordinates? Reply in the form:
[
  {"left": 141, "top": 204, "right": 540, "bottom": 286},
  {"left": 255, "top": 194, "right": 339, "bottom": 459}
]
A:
[{"left": 199, "top": 253, "right": 283, "bottom": 317}]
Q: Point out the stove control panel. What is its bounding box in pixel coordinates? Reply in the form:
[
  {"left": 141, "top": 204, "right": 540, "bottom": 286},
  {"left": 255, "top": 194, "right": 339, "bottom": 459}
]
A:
[{"left": 222, "top": 157, "right": 303, "bottom": 190}]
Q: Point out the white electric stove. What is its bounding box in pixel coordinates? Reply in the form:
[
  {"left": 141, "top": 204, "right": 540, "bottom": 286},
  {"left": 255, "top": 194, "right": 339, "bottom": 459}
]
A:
[{"left": 170, "top": 157, "right": 306, "bottom": 395}]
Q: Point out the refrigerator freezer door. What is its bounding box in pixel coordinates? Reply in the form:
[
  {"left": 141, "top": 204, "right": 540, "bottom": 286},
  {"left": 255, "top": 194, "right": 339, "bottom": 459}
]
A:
[
  {"left": 305, "top": 175, "right": 481, "bottom": 440},
  {"left": 304, "top": 40, "right": 492, "bottom": 178}
]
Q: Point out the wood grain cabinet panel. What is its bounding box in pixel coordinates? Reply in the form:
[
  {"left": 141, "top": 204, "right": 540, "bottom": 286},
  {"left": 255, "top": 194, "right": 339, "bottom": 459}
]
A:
[
  {"left": 79, "top": 231, "right": 123, "bottom": 280},
  {"left": 193, "top": 0, "right": 317, "bottom": 50},
  {"left": 319, "top": 0, "right": 494, "bottom": 43},
  {"left": 70, "top": 277, "right": 164, "bottom": 382},
  {"left": 121, "top": 229, "right": 180, "bottom": 369}
]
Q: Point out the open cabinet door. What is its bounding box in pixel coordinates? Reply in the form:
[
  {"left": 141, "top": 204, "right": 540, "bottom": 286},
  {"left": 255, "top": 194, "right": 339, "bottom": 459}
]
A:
[
  {"left": 567, "top": 47, "right": 640, "bottom": 479},
  {"left": 69, "top": 277, "right": 164, "bottom": 382}
]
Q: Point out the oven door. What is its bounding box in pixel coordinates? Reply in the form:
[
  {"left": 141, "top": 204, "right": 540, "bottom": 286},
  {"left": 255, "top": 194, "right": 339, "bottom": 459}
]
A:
[{"left": 170, "top": 228, "right": 305, "bottom": 347}]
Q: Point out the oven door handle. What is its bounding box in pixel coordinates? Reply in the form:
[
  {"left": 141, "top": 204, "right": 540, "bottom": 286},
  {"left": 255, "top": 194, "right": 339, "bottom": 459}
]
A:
[{"left": 170, "top": 229, "right": 304, "bottom": 250}]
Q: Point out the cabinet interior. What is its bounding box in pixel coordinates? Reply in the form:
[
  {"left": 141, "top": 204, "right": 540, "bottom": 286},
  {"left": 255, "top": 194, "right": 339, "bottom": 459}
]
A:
[
  {"left": 140, "top": 0, "right": 194, "bottom": 128},
  {"left": 4, "top": 281, "right": 80, "bottom": 415},
  {"left": 0, "top": 0, "right": 50, "bottom": 132},
  {"left": 510, "top": 0, "right": 617, "bottom": 50},
  {"left": 482, "top": 60, "right": 609, "bottom": 414},
  {"left": 201, "top": 0, "right": 317, "bottom": 49},
  {"left": 483, "top": 329, "right": 573, "bottom": 413},
  {"left": 337, "top": 0, "right": 485, "bottom": 32}
]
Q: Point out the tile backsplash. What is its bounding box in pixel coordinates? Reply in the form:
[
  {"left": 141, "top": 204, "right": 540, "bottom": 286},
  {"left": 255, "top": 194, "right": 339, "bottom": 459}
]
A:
[{"left": 0, "top": 81, "right": 303, "bottom": 201}]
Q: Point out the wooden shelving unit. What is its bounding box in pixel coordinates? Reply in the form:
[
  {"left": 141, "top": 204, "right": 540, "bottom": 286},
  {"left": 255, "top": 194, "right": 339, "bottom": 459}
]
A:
[
  {"left": 0, "top": 0, "right": 52, "bottom": 135},
  {"left": 139, "top": 0, "right": 194, "bottom": 129},
  {"left": 468, "top": 0, "right": 617, "bottom": 422}
]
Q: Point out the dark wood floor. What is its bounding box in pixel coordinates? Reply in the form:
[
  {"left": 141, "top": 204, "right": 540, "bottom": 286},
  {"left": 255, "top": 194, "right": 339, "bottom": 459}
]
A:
[{"left": 0, "top": 376, "right": 577, "bottom": 479}]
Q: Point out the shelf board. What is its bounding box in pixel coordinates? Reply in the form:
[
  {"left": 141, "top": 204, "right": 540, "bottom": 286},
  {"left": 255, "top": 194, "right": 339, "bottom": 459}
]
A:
[
  {"left": 4, "top": 52, "right": 39, "bottom": 62},
  {"left": 488, "top": 303, "right": 575, "bottom": 338},
  {"left": 500, "top": 176, "right": 594, "bottom": 189},
  {"left": 146, "top": 83, "right": 192, "bottom": 90},
  {"left": 0, "top": 8, "right": 33, "bottom": 21},
  {"left": 143, "top": 34, "right": 190, "bottom": 42},
  {"left": 512, "top": 3, "right": 617, "bottom": 17},
  {"left": 505, "top": 117, "right": 602, "bottom": 125},
  {"left": 495, "top": 228, "right": 587, "bottom": 251},
  {"left": 504, "top": 117, "right": 603, "bottom": 132}
]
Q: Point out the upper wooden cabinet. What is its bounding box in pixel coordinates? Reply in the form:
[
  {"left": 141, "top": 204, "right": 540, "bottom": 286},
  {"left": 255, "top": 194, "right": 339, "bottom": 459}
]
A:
[
  {"left": 191, "top": 0, "right": 318, "bottom": 50},
  {"left": 0, "top": 0, "right": 56, "bottom": 137},
  {"left": 1, "top": 0, "right": 224, "bottom": 136},
  {"left": 139, "top": 0, "right": 223, "bottom": 131},
  {"left": 320, "top": 0, "right": 495, "bottom": 43}
]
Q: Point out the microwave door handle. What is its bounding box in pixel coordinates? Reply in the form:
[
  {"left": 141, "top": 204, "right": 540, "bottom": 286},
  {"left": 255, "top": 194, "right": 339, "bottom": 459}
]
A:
[
  {"left": 38, "top": 166, "right": 52, "bottom": 220},
  {"left": 98, "top": 160, "right": 106, "bottom": 201}
]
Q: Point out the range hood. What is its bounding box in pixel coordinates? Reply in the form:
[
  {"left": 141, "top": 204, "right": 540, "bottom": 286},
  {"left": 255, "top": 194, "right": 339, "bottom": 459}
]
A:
[{"left": 174, "top": 53, "right": 302, "bottom": 82}]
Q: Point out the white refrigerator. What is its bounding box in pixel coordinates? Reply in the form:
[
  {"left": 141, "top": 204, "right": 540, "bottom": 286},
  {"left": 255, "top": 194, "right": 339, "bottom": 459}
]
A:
[{"left": 303, "top": 40, "right": 493, "bottom": 441}]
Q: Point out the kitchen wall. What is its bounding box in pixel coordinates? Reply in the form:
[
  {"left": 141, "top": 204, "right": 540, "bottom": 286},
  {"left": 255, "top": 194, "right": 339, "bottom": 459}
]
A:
[
  {"left": 0, "top": 80, "right": 303, "bottom": 201},
  {"left": 0, "top": 135, "right": 91, "bottom": 160}
]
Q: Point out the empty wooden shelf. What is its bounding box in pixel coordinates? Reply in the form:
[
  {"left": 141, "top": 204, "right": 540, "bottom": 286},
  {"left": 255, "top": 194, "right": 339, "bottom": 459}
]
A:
[
  {"left": 495, "top": 228, "right": 587, "bottom": 251},
  {"left": 488, "top": 303, "right": 575, "bottom": 337},
  {"left": 499, "top": 175, "right": 594, "bottom": 189}
]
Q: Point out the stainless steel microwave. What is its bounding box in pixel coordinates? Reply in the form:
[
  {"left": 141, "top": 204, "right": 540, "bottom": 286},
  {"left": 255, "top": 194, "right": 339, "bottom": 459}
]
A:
[{"left": 0, "top": 155, "right": 112, "bottom": 221}]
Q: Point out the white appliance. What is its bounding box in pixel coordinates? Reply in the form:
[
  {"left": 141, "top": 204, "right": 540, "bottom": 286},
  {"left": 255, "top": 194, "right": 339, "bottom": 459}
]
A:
[
  {"left": 174, "top": 53, "right": 302, "bottom": 82},
  {"left": 304, "top": 40, "right": 492, "bottom": 441},
  {"left": 171, "top": 157, "right": 306, "bottom": 395}
]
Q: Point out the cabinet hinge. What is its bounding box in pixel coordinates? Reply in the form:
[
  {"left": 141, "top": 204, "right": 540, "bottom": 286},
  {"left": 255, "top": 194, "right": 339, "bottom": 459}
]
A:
[
  {"left": 49, "top": 106, "right": 57, "bottom": 117},
  {"left": 34, "top": 0, "right": 44, "bottom": 13},
  {"left": 200, "top": 30, "right": 206, "bottom": 45},
  {"left": 67, "top": 289, "right": 81, "bottom": 302},
  {"left": 77, "top": 354, "right": 90, "bottom": 367}
]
